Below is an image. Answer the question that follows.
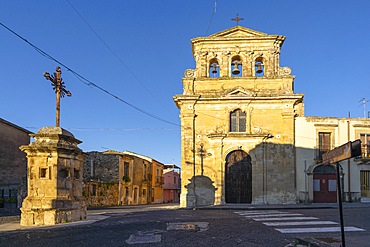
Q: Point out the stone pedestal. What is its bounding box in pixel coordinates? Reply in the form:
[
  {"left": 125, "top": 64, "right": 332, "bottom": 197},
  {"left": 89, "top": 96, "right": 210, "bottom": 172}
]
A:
[{"left": 20, "top": 127, "right": 87, "bottom": 226}]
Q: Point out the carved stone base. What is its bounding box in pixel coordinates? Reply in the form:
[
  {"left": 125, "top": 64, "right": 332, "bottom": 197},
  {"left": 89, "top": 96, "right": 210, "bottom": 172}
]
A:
[{"left": 20, "top": 197, "right": 86, "bottom": 226}]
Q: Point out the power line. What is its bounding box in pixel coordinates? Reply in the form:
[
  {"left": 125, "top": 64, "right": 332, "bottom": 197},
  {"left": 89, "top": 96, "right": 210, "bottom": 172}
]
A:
[
  {"left": 0, "top": 21, "right": 180, "bottom": 127},
  {"left": 65, "top": 0, "right": 172, "bottom": 115},
  {"left": 206, "top": 0, "right": 218, "bottom": 35}
]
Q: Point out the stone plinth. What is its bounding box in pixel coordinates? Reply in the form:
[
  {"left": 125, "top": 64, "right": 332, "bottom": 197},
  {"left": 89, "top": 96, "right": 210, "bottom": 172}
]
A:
[{"left": 20, "top": 127, "right": 87, "bottom": 226}]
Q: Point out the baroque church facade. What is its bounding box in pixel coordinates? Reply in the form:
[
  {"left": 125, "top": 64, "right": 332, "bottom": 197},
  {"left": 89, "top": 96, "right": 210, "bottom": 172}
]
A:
[
  {"left": 174, "top": 25, "right": 370, "bottom": 208},
  {"left": 173, "top": 25, "right": 304, "bottom": 207}
]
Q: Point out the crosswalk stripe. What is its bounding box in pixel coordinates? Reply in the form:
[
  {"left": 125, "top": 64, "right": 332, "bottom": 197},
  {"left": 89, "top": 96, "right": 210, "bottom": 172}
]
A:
[
  {"left": 235, "top": 210, "right": 366, "bottom": 233},
  {"left": 254, "top": 216, "right": 318, "bottom": 221},
  {"left": 235, "top": 211, "right": 283, "bottom": 215},
  {"left": 243, "top": 213, "right": 302, "bottom": 218},
  {"left": 276, "top": 226, "right": 365, "bottom": 233},
  {"left": 263, "top": 221, "right": 338, "bottom": 226}
]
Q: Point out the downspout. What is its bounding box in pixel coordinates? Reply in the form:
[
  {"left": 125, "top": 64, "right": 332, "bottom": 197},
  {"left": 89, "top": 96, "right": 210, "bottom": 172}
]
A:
[
  {"left": 220, "top": 134, "right": 226, "bottom": 205},
  {"left": 192, "top": 95, "right": 200, "bottom": 208},
  {"left": 347, "top": 120, "right": 351, "bottom": 202}
]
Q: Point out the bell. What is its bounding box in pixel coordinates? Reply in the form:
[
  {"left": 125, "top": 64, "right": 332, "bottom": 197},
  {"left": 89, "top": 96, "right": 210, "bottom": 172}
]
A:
[
  {"left": 256, "top": 63, "right": 263, "bottom": 74},
  {"left": 232, "top": 66, "right": 240, "bottom": 75},
  {"left": 211, "top": 64, "right": 218, "bottom": 74},
  {"left": 232, "top": 60, "right": 241, "bottom": 75}
]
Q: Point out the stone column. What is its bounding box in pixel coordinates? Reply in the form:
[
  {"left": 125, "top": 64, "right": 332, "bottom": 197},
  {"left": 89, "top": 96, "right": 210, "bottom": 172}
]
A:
[{"left": 20, "top": 127, "right": 87, "bottom": 226}]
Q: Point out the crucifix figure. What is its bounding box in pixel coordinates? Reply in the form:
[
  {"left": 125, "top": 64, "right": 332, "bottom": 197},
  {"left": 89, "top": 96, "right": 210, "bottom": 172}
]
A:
[
  {"left": 231, "top": 13, "right": 244, "bottom": 26},
  {"left": 43, "top": 66, "right": 72, "bottom": 127}
]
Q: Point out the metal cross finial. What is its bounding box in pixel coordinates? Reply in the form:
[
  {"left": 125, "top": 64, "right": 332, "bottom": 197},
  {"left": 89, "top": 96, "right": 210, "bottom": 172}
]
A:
[
  {"left": 43, "top": 66, "right": 72, "bottom": 127},
  {"left": 231, "top": 14, "right": 244, "bottom": 26}
]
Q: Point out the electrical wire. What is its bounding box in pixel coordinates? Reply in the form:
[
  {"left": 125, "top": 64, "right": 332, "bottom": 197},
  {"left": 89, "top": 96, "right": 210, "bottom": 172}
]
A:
[
  {"left": 0, "top": 21, "right": 180, "bottom": 127},
  {"left": 65, "top": 0, "right": 173, "bottom": 115},
  {"left": 206, "top": 0, "right": 218, "bottom": 35}
]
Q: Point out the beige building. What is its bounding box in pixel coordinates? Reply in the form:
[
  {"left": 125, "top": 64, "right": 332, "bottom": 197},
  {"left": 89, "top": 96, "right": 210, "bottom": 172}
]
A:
[
  {"left": 174, "top": 26, "right": 304, "bottom": 207},
  {"left": 83, "top": 150, "right": 164, "bottom": 206},
  {"left": 295, "top": 117, "right": 370, "bottom": 203}
]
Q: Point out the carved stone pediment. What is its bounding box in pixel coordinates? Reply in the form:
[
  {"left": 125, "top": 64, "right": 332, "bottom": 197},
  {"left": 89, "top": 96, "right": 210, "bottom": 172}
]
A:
[
  {"left": 223, "top": 87, "right": 255, "bottom": 97},
  {"left": 209, "top": 26, "right": 268, "bottom": 38}
]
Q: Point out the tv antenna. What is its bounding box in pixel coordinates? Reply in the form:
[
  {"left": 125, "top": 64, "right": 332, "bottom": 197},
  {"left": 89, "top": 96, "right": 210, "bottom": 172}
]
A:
[{"left": 358, "top": 97, "right": 369, "bottom": 118}]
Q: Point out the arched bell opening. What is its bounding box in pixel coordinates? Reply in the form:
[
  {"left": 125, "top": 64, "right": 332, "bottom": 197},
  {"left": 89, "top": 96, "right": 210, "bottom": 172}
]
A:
[
  {"left": 231, "top": 56, "right": 242, "bottom": 77},
  {"left": 209, "top": 58, "right": 220, "bottom": 78},
  {"left": 255, "top": 57, "right": 264, "bottom": 77}
]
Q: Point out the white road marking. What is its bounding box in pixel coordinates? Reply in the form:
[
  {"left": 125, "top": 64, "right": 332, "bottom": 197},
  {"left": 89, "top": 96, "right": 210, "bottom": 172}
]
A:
[
  {"left": 243, "top": 213, "right": 302, "bottom": 218},
  {"left": 235, "top": 211, "right": 284, "bottom": 215},
  {"left": 263, "top": 221, "right": 338, "bottom": 226},
  {"left": 254, "top": 217, "right": 318, "bottom": 221},
  {"left": 276, "top": 226, "right": 365, "bottom": 233}
]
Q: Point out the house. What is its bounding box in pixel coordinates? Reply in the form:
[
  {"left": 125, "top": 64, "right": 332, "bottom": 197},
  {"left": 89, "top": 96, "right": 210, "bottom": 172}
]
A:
[
  {"left": 0, "top": 118, "right": 32, "bottom": 208},
  {"left": 295, "top": 117, "right": 370, "bottom": 203},
  {"left": 163, "top": 164, "right": 181, "bottom": 203},
  {"left": 83, "top": 150, "right": 164, "bottom": 207}
]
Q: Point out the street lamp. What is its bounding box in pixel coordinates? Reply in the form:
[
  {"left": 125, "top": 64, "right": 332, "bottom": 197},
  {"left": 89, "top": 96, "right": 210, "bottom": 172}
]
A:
[{"left": 43, "top": 66, "right": 72, "bottom": 127}]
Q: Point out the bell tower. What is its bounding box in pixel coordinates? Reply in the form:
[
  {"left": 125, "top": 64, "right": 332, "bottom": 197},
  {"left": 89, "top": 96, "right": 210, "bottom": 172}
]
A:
[{"left": 174, "top": 25, "right": 304, "bottom": 207}]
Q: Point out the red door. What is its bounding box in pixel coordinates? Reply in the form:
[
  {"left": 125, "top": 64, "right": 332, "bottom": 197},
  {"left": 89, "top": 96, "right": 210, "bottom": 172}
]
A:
[{"left": 313, "top": 168, "right": 337, "bottom": 203}]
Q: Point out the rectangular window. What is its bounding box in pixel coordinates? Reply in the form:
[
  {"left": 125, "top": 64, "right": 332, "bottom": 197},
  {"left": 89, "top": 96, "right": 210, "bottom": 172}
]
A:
[
  {"left": 318, "top": 132, "right": 331, "bottom": 159},
  {"left": 92, "top": 184, "right": 97, "bottom": 196},
  {"left": 361, "top": 170, "right": 370, "bottom": 197},
  {"left": 313, "top": 179, "right": 320, "bottom": 191},
  {"left": 124, "top": 162, "right": 129, "bottom": 177},
  {"left": 40, "top": 168, "right": 48, "bottom": 178},
  {"left": 360, "top": 134, "right": 370, "bottom": 158},
  {"left": 230, "top": 110, "right": 246, "bottom": 132},
  {"left": 328, "top": 180, "right": 337, "bottom": 192}
]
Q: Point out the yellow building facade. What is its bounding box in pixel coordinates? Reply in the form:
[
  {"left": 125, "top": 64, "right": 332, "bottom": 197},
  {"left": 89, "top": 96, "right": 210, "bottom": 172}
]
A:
[{"left": 174, "top": 26, "right": 304, "bottom": 207}]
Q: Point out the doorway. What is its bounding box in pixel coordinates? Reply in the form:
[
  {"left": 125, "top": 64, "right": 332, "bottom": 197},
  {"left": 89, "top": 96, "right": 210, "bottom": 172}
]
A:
[
  {"left": 225, "top": 150, "right": 252, "bottom": 203},
  {"left": 313, "top": 165, "right": 337, "bottom": 203}
]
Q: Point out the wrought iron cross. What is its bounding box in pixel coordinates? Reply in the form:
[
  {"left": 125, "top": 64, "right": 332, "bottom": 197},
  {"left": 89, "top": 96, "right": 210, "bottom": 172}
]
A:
[
  {"left": 231, "top": 14, "right": 244, "bottom": 26},
  {"left": 43, "top": 66, "right": 72, "bottom": 127},
  {"left": 199, "top": 143, "right": 206, "bottom": 176}
]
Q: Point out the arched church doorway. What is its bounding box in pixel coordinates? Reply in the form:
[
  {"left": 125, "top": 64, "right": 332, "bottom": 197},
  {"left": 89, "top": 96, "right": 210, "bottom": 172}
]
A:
[
  {"left": 313, "top": 165, "right": 337, "bottom": 203},
  {"left": 225, "top": 150, "right": 252, "bottom": 203}
]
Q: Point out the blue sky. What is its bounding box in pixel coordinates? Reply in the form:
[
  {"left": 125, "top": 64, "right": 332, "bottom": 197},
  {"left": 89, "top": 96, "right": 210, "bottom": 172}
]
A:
[{"left": 1, "top": 1, "right": 369, "bottom": 166}]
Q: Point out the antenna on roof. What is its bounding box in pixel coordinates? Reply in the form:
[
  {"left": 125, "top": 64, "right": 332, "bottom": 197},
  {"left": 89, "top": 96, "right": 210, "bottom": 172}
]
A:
[{"left": 358, "top": 97, "right": 369, "bottom": 118}]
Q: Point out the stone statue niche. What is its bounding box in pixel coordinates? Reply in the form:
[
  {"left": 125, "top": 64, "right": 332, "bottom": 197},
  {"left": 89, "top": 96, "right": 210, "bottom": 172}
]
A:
[{"left": 20, "top": 127, "right": 87, "bottom": 226}]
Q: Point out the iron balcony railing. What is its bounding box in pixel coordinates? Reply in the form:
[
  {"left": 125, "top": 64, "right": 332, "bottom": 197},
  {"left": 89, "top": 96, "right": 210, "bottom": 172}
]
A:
[
  {"left": 361, "top": 145, "right": 370, "bottom": 159},
  {"left": 314, "top": 146, "right": 332, "bottom": 163}
]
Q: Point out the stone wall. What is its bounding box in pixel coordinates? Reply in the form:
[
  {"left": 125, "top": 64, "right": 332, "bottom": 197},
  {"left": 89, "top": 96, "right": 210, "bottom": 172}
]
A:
[
  {"left": 83, "top": 181, "right": 119, "bottom": 207},
  {"left": 83, "top": 151, "right": 119, "bottom": 182}
]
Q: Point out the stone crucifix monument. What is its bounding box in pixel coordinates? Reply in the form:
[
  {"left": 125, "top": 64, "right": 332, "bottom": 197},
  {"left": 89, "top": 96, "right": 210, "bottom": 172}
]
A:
[{"left": 20, "top": 67, "right": 87, "bottom": 226}]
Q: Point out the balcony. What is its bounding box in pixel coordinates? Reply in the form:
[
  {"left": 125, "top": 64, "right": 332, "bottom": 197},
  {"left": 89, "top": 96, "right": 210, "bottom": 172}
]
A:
[
  {"left": 156, "top": 176, "right": 164, "bottom": 185},
  {"left": 355, "top": 145, "right": 370, "bottom": 162},
  {"left": 314, "top": 146, "right": 331, "bottom": 163}
]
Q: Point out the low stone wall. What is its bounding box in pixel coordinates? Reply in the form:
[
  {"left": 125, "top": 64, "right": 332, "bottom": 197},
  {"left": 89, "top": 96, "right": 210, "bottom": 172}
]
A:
[{"left": 83, "top": 181, "right": 119, "bottom": 207}]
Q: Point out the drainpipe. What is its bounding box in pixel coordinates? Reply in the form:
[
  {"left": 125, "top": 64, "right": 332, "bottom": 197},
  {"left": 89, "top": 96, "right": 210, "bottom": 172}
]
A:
[
  {"left": 262, "top": 134, "right": 274, "bottom": 204},
  {"left": 192, "top": 96, "right": 200, "bottom": 208},
  {"left": 220, "top": 134, "right": 226, "bottom": 205},
  {"left": 347, "top": 120, "right": 351, "bottom": 202}
]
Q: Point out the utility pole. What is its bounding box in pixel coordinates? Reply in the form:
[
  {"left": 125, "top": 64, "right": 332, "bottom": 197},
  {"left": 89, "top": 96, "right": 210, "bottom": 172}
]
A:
[{"left": 43, "top": 66, "right": 72, "bottom": 127}]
